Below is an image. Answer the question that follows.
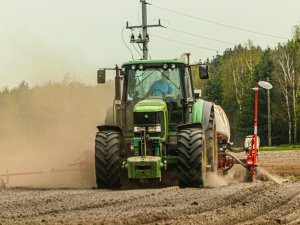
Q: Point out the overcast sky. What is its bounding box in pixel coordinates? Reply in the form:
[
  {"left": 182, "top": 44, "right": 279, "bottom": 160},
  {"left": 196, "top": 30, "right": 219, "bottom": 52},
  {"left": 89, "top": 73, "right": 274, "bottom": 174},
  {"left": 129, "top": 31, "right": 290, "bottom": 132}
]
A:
[{"left": 0, "top": 0, "right": 299, "bottom": 87}]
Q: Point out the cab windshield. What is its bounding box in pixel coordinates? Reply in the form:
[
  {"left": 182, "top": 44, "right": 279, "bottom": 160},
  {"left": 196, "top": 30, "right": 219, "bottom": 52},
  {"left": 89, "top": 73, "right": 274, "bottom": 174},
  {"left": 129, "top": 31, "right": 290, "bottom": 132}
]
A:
[
  {"left": 127, "top": 68, "right": 182, "bottom": 101},
  {"left": 125, "top": 67, "right": 185, "bottom": 131}
]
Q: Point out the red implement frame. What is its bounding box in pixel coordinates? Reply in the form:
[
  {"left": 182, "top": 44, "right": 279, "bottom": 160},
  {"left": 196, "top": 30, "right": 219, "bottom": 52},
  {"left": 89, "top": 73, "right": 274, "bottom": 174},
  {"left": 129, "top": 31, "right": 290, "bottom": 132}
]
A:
[{"left": 217, "top": 83, "right": 265, "bottom": 181}]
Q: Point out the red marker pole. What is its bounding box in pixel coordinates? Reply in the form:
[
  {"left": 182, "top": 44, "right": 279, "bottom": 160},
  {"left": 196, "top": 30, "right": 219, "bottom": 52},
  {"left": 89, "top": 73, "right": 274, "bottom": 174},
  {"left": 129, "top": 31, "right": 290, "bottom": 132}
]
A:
[
  {"left": 246, "top": 83, "right": 259, "bottom": 181},
  {"left": 253, "top": 83, "right": 259, "bottom": 166}
]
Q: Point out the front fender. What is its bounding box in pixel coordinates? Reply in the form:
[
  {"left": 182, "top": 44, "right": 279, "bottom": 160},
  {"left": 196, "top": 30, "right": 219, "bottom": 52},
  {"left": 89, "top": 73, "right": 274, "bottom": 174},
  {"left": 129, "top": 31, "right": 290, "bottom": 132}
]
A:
[
  {"left": 96, "top": 125, "right": 122, "bottom": 133},
  {"left": 190, "top": 99, "right": 213, "bottom": 130},
  {"left": 178, "top": 123, "right": 202, "bottom": 131}
]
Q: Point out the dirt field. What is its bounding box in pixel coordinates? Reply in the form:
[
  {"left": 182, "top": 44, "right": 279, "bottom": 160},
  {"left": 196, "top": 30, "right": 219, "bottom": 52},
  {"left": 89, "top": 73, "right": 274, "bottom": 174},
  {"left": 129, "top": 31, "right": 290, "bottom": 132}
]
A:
[
  {"left": 0, "top": 150, "right": 300, "bottom": 225},
  {"left": 259, "top": 150, "right": 300, "bottom": 177}
]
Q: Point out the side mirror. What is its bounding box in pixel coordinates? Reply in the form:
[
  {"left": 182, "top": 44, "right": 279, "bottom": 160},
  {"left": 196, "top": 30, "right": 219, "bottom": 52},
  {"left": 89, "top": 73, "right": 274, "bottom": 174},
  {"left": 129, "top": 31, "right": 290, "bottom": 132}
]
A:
[
  {"left": 190, "top": 64, "right": 209, "bottom": 89},
  {"left": 191, "top": 64, "right": 209, "bottom": 81},
  {"left": 97, "top": 69, "right": 106, "bottom": 83},
  {"left": 199, "top": 64, "right": 209, "bottom": 79}
]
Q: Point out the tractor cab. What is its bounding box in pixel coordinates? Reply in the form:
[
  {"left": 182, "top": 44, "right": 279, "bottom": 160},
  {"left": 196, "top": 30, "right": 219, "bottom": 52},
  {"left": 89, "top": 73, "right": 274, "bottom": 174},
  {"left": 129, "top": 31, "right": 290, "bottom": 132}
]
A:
[
  {"left": 123, "top": 60, "right": 191, "bottom": 135},
  {"left": 121, "top": 60, "right": 208, "bottom": 132}
]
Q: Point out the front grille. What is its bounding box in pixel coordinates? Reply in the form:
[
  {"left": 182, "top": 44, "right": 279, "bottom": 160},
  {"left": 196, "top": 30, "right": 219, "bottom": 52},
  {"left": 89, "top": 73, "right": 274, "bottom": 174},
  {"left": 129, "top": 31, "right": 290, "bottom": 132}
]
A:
[
  {"left": 134, "top": 112, "right": 164, "bottom": 125},
  {"left": 133, "top": 112, "right": 164, "bottom": 137}
]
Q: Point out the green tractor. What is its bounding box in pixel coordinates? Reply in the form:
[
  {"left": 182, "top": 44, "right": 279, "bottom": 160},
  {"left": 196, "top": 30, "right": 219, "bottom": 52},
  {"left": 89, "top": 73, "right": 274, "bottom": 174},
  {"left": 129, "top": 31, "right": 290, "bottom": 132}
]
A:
[{"left": 95, "top": 59, "right": 218, "bottom": 188}]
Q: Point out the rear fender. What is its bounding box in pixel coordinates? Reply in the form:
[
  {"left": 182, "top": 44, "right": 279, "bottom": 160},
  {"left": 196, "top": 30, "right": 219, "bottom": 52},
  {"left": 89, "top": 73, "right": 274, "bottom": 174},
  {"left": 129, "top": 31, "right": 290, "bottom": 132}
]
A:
[{"left": 191, "top": 100, "right": 213, "bottom": 130}]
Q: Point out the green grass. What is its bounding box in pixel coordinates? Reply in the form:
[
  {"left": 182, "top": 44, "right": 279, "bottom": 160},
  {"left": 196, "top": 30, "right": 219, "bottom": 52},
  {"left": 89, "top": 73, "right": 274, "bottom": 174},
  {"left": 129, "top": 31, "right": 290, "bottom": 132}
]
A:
[
  {"left": 259, "top": 144, "right": 300, "bottom": 151},
  {"left": 283, "top": 175, "right": 300, "bottom": 180},
  {"left": 294, "top": 176, "right": 300, "bottom": 180}
]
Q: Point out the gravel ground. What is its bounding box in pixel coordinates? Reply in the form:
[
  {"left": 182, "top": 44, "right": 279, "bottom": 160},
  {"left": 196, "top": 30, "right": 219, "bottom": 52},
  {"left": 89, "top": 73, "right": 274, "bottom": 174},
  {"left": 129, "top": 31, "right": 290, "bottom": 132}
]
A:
[{"left": 0, "top": 150, "right": 299, "bottom": 225}]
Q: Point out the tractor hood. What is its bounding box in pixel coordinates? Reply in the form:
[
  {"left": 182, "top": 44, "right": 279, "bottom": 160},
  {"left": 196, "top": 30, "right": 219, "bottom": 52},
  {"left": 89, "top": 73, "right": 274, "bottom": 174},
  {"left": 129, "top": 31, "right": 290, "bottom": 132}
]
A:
[
  {"left": 134, "top": 98, "right": 167, "bottom": 113},
  {"left": 133, "top": 98, "right": 168, "bottom": 141}
]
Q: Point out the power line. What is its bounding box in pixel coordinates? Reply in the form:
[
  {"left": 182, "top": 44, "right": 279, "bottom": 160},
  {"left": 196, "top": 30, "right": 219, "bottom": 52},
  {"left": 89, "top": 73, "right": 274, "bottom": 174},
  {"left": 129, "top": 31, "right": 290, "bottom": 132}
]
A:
[
  {"left": 151, "top": 34, "right": 219, "bottom": 52},
  {"left": 166, "top": 27, "right": 235, "bottom": 45},
  {"left": 150, "top": 4, "right": 289, "bottom": 40},
  {"left": 132, "top": 43, "right": 143, "bottom": 58},
  {"left": 121, "top": 27, "right": 134, "bottom": 60}
]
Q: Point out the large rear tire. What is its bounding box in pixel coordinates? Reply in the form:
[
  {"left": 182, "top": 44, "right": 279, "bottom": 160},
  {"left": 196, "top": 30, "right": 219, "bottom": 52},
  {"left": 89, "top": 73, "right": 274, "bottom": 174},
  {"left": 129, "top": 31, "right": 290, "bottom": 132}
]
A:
[
  {"left": 177, "top": 128, "right": 206, "bottom": 188},
  {"left": 95, "top": 130, "right": 121, "bottom": 189},
  {"left": 205, "top": 112, "right": 218, "bottom": 172}
]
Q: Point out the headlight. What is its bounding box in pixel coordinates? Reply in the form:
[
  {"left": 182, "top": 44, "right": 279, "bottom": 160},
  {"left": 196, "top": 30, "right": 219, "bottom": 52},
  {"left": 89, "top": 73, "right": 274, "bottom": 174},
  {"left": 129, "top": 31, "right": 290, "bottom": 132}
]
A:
[
  {"left": 134, "top": 126, "right": 146, "bottom": 133},
  {"left": 138, "top": 64, "right": 144, "bottom": 70},
  {"left": 147, "top": 125, "right": 161, "bottom": 133}
]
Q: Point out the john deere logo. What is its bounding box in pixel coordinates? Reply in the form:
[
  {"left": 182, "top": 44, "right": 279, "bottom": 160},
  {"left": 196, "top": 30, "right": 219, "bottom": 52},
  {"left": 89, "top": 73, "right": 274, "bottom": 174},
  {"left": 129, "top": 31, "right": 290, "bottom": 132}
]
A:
[{"left": 144, "top": 114, "right": 149, "bottom": 119}]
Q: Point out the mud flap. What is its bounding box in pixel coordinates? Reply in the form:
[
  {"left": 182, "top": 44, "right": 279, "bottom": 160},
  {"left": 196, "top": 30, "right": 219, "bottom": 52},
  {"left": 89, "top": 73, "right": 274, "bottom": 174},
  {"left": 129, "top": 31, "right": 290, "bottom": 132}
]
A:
[{"left": 201, "top": 101, "right": 213, "bottom": 130}]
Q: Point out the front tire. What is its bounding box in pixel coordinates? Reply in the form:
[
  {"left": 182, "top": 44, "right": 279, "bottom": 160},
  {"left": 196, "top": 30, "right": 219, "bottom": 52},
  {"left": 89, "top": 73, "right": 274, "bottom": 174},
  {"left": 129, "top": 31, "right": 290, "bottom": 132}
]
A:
[
  {"left": 95, "top": 130, "right": 122, "bottom": 189},
  {"left": 177, "top": 128, "right": 206, "bottom": 188}
]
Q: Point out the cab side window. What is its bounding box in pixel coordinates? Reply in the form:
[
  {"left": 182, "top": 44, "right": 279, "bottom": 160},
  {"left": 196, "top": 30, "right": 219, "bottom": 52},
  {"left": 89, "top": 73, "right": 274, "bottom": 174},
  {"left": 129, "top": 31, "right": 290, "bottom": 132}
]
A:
[{"left": 184, "top": 68, "right": 193, "bottom": 100}]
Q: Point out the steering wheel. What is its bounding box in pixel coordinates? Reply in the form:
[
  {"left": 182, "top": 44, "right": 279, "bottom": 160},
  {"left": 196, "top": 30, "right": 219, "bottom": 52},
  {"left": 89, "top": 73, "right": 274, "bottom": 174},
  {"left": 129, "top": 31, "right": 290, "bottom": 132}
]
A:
[{"left": 148, "top": 89, "right": 167, "bottom": 99}]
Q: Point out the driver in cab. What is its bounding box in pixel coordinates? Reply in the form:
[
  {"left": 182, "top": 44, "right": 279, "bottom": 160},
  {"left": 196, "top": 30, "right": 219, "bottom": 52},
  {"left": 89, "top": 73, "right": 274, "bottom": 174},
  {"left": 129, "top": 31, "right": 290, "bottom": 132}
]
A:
[{"left": 148, "top": 70, "right": 174, "bottom": 98}]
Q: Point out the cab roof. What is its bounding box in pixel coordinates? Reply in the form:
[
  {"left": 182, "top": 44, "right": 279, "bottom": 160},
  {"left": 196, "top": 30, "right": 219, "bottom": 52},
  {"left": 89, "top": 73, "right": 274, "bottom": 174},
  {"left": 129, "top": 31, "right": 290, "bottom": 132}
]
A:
[{"left": 122, "top": 59, "right": 186, "bottom": 67}]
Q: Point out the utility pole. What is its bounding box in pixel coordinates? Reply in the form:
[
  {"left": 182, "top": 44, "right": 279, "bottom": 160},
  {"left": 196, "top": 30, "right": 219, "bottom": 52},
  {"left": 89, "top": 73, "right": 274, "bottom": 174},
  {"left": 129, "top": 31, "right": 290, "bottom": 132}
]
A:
[
  {"left": 126, "top": 0, "right": 163, "bottom": 60},
  {"left": 267, "top": 76, "right": 272, "bottom": 146},
  {"left": 141, "top": 0, "right": 148, "bottom": 60}
]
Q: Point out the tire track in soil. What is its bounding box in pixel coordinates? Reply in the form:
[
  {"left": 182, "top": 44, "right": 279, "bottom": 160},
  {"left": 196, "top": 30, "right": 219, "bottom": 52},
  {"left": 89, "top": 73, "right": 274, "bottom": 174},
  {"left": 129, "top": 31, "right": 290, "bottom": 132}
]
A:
[
  {"left": 120, "top": 181, "right": 277, "bottom": 225},
  {"left": 0, "top": 184, "right": 234, "bottom": 224},
  {"left": 0, "top": 187, "right": 172, "bottom": 221},
  {"left": 145, "top": 181, "right": 300, "bottom": 225},
  {"left": 1, "top": 181, "right": 300, "bottom": 225},
  {"left": 239, "top": 183, "right": 300, "bottom": 225}
]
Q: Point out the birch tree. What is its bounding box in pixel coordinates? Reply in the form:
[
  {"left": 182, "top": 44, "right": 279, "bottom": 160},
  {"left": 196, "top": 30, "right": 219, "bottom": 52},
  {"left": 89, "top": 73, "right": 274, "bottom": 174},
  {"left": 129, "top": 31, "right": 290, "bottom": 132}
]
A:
[
  {"left": 292, "top": 26, "right": 300, "bottom": 144},
  {"left": 223, "top": 42, "right": 262, "bottom": 115},
  {"left": 275, "top": 30, "right": 300, "bottom": 144},
  {"left": 277, "top": 52, "right": 293, "bottom": 144}
]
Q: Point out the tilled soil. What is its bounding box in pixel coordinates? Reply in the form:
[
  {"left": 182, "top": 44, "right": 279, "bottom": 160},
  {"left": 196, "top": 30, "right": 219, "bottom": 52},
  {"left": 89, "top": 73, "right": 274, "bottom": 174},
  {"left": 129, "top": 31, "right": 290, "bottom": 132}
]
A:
[
  {"left": 0, "top": 151, "right": 300, "bottom": 225},
  {"left": 259, "top": 150, "right": 300, "bottom": 177}
]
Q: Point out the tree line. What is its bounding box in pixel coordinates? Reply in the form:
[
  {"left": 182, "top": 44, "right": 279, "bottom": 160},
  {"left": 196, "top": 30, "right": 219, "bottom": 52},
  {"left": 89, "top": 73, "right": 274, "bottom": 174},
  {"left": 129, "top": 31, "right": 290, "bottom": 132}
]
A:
[
  {"left": 1, "top": 26, "right": 299, "bottom": 147},
  {"left": 201, "top": 26, "right": 300, "bottom": 146}
]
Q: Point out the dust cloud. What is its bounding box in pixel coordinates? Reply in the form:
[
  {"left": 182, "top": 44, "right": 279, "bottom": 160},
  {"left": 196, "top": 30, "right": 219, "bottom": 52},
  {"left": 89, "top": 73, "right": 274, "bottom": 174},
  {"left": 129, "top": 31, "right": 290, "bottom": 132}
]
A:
[
  {"left": 205, "top": 165, "right": 286, "bottom": 188},
  {"left": 205, "top": 166, "right": 247, "bottom": 188},
  {"left": 257, "top": 167, "right": 286, "bottom": 184},
  {"left": 0, "top": 79, "right": 114, "bottom": 188}
]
